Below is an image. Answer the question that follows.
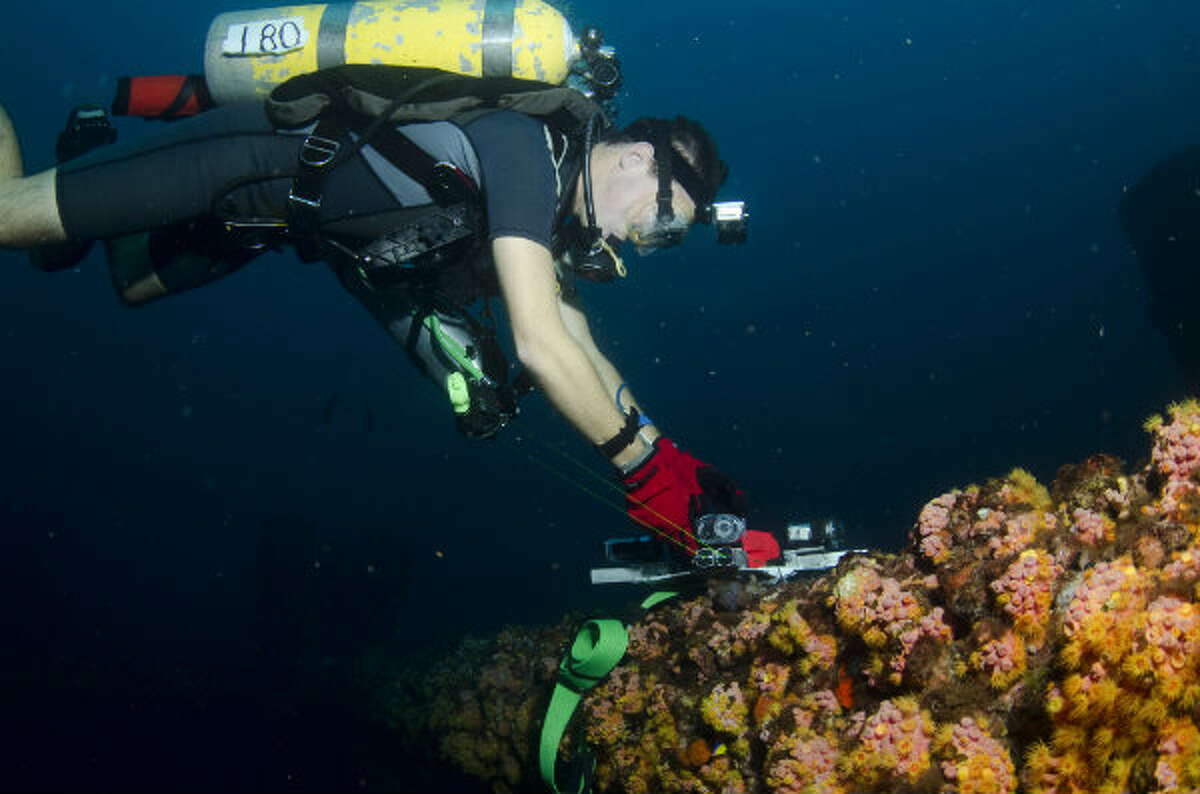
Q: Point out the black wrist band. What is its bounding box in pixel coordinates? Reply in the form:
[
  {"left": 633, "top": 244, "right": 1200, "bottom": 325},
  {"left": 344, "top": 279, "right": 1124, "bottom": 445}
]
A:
[{"left": 597, "top": 407, "right": 642, "bottom": 459}]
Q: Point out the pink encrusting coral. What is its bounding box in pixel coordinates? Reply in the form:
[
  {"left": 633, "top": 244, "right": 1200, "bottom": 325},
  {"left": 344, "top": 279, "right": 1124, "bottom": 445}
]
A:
[
  {"left": 842, "top": 697, "right": 934, "bottom": 786},
  {"left": 1140, "top": 596, "right": 1200, "bottom": 678},
  {"left": 936, "top": 717, "right": 1017, "bottom": 794},
  {"left": 1061, "top": 557, "right": 1149, "bottom": 658},
  {"left": 832, "top": 563, "right": 952, "bottom": 686},
  {"left": 916, "top": 491, "right": 959, "bottom": 563},
  {"left": 1070, "top": 506, "right": 1113, "bottom": 547},
  {"left": 1148, "top": 400, "right": 1200, "bottom": 482},
  {"left": 765, "top": 730, "right": 840, "bottom": 794},
  {"left": 970, "top": 629, "right": 1026, "bottom": 690},
  {"left": 1154, "top": 719, "right": 1200, "bottom": 793},
  {"left": 701, "top": 681, "right": 749, "bottom": 737},
  {"left": 990, "top": 548, "right": 1061, "bottom": 649},
  {"left": 1146, "top": 399, "right": 1200, "bottom": 522},
  {"left": 1163, "top": 546, "right": 1200, "bottom": 588},
  {"left": 988, "top": 510, "right": 1054, "bottom": 559},
  {"left": 372, "top": 401, "right": 1200, "bottom": 794}
]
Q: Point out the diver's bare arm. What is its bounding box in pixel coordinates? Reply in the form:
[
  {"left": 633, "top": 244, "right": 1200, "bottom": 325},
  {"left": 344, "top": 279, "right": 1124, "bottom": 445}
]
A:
[
  {"left": 558, "top": 296, "right": 661, "bottom": 445},
  {"left": 492, "top": 235, "right": 650, "bottom": 467},
  {"left": 0, "top": 104, "right": 68, "bottom": 247}
]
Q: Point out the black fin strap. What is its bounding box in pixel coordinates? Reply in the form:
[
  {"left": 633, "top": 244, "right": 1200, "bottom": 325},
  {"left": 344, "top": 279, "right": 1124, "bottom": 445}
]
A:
[{"left": 596, "top": 407, "right": 642, "bottom": 460}]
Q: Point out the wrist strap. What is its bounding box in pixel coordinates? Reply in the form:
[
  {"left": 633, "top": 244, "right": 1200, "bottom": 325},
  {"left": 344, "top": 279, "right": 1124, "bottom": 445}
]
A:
[
  {"left": 596, "top": 407, "right": 642, "bottom": 459},
  {"left": 615, "top": 383, "right": 654, "bottom": 428}
]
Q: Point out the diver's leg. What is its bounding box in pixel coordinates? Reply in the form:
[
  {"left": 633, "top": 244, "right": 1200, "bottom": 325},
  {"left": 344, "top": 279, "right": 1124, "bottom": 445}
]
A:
[
  {"left": 0, "top": 104, "right": 18, "bottom": 179},
  {"left": 0, "top": 105, "right": 67, "bottom": 247}
]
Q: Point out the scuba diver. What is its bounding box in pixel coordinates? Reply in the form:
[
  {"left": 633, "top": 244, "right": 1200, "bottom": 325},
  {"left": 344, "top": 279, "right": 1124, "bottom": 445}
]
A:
[
  {"left": 1119, "top": 146, "right": 1200, "bottom": 392},
  {"left": 0, "top": 10, "right": 755, "bottom": 562}
]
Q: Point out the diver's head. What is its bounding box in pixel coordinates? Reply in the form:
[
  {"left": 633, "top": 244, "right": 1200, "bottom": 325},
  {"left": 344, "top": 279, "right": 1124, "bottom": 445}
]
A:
[{"left": 579, "top": 115, "right": 731, "bottom": 255}]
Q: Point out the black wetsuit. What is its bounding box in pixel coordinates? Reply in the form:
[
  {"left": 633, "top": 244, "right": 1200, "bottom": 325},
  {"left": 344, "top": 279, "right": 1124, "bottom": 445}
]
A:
[
  {"left": 53, "top": 103, "right": 580, "bottom": 433},
  {"left": 57, "top": 103, "right": 567, "bottom": 254}
]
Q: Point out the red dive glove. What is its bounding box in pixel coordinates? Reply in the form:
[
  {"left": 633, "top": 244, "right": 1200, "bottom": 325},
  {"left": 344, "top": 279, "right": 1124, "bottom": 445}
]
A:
[{"left": 622, "top": 438, "right": 747, "bottom": 557}]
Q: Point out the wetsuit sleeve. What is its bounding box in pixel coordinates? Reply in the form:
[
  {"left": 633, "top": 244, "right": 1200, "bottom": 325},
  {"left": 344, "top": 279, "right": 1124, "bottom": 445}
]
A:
[{"left": 461, "top": 111, "right": 559, "bottom": 248}]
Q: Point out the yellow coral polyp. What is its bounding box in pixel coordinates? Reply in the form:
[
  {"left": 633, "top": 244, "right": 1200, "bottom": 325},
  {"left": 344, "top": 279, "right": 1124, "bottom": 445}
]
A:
[
  {"left": 1061, "top": 674, "right": 1083, "bottom": 702},
  {"left": 1023, "top": 740, "right": 1053, "bottom": 773},
  {"left": 1045, "top": 690, "right": 1065, "bottom": 717},
  {"left": 1181, "top": 684, "right": 1200, "bottom": 711},
  {"left": 1003, "top": 468, "right": 1052, "bottom": 510},
  {"left": 1136, "top": 695, "right": 1170, "bottom": 729},
  {"left": 1121, "top": 648, "right": 1154, "bottom": 683},
  {"left": 1059, "top": 639, "right": 1083, "bottom": 669},
  {"left": 700, "top": 683, "right": 748, "bottom": 738},
  {"left": 1101, "top": 757, "right": 1134, "bottom": 794},
  {"left": 766, "top": 600, "right": 810, "bottom": 656},
  {"left": 1055, "top": 748, "right": 1086, "bottom": 783},
  {"left": 1090, "top": 678, "right": 1120, "bottom": 714},
  {"left": 1052, "top": 724, "right": 1088, "bottom": 753},
  {"left": 862, "top": 625, "right": 888, "bottom": 649},
  {"left": 959, "top": 758, "right": 1002, "bottom": 793},
  {"left": 1089, "top": 726, "right": 1115, "bottom": 758}
]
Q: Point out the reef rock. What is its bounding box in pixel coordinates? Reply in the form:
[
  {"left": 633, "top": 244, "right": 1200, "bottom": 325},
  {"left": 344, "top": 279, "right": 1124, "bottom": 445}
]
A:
[{"left": 376, "top": 401, "right": 1200, "bottom": 794}]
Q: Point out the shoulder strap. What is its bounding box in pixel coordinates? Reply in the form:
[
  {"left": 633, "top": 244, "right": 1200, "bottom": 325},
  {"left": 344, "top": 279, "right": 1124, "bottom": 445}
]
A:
[{"left": 275, "top": 65, "right": 605, "bottom": 259}]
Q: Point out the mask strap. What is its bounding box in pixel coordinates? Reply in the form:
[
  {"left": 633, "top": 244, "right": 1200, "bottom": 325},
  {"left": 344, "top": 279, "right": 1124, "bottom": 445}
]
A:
[{"left": 652, "top": 123, "right": 675, "bottom": 223}]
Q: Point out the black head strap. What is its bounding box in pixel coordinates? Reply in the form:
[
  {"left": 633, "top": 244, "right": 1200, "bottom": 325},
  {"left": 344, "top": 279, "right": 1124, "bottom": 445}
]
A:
[
  {"left": 652, "top": 122, "right": 675, "bottom": 222},
  {"left": 644, "top": 120, "right": 712, "bottom": 217}
]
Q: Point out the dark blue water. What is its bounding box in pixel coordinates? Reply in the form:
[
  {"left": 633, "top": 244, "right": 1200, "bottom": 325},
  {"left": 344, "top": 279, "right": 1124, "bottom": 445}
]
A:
[{"left": 1, "top": 1, "right": 1197, "bottom": 790}]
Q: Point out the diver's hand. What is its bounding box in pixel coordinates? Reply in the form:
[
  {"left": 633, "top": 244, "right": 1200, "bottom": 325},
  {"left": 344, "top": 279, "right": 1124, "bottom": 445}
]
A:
[
  {"left": 621, "top": 438, "right": 703, "bottom": 555},
  {"left": 664, "top": 444, "right": 748, "bottom": 520},
  {"left": 622, "top": 438, "right": 748, "bottom": 553}
]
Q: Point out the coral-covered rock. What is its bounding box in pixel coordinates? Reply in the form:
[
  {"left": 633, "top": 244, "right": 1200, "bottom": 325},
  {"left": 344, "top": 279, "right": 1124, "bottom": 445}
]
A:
[{"left": 368, "top": 401, "right": 1200, "bottom": 794}]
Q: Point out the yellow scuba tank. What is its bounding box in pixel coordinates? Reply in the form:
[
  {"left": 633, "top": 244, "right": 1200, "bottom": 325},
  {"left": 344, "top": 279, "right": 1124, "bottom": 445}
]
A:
[{"left": 203, "top": 0, "right": 580, "bottom": 105}]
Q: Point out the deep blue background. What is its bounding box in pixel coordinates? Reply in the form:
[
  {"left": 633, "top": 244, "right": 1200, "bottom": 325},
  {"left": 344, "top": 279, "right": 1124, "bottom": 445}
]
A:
[{"left": 1, "top": 0, "right": 1198, "bottom": 790}]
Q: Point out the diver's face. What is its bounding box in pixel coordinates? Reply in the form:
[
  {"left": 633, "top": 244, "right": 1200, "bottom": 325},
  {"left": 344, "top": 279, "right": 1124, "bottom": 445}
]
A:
[{"left": 594, "top": 142, "right": 696, "bottom": 250}]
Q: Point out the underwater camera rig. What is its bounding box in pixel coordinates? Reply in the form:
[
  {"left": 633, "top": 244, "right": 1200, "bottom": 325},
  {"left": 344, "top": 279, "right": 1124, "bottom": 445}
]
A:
[{"left": 590, "top": 515, "right": 864, "bottom": 586}]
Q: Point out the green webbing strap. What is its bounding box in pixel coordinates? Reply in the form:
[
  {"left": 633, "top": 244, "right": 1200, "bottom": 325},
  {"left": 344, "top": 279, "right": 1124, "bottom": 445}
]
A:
[
  {"left": 640, "top": 591, "right": 678, "bottom": 610},
  {"left": 539, "top": 592, "right": 679, "bottom": 793},
  {"left": 424, "top": 315, "right": 485, "bottom": 381}
]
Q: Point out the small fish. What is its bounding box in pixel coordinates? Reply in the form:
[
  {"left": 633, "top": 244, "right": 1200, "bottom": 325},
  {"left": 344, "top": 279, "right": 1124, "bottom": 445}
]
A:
[
  {"left": 835, "top": 662, "right": 854, "bottom": 709},
  {"left": 711, "top": 742, "right": 726, "bottom": 757}
]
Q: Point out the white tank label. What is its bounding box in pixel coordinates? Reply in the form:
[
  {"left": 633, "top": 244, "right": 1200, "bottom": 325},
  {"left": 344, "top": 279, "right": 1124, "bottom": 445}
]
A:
[{"left": 221, "top": 18, "right": 310, "bottom": 57}]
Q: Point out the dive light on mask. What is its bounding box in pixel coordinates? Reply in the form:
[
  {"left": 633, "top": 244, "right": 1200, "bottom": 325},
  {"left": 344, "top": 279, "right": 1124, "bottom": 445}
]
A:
[{"left": 701, "top": 200, "right": 749, "bottom": 245}]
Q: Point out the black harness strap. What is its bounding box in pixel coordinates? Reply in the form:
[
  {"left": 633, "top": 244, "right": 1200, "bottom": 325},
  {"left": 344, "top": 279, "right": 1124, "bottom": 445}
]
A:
[
  {"left": 287, "top": 116, "right": 348, "bottom": 261},
  {"left": 286, "top": 113, "right": 480, "bottom": 263},
  {"left": 342, "top": 117, "right": 479, "bottom": 207}
]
